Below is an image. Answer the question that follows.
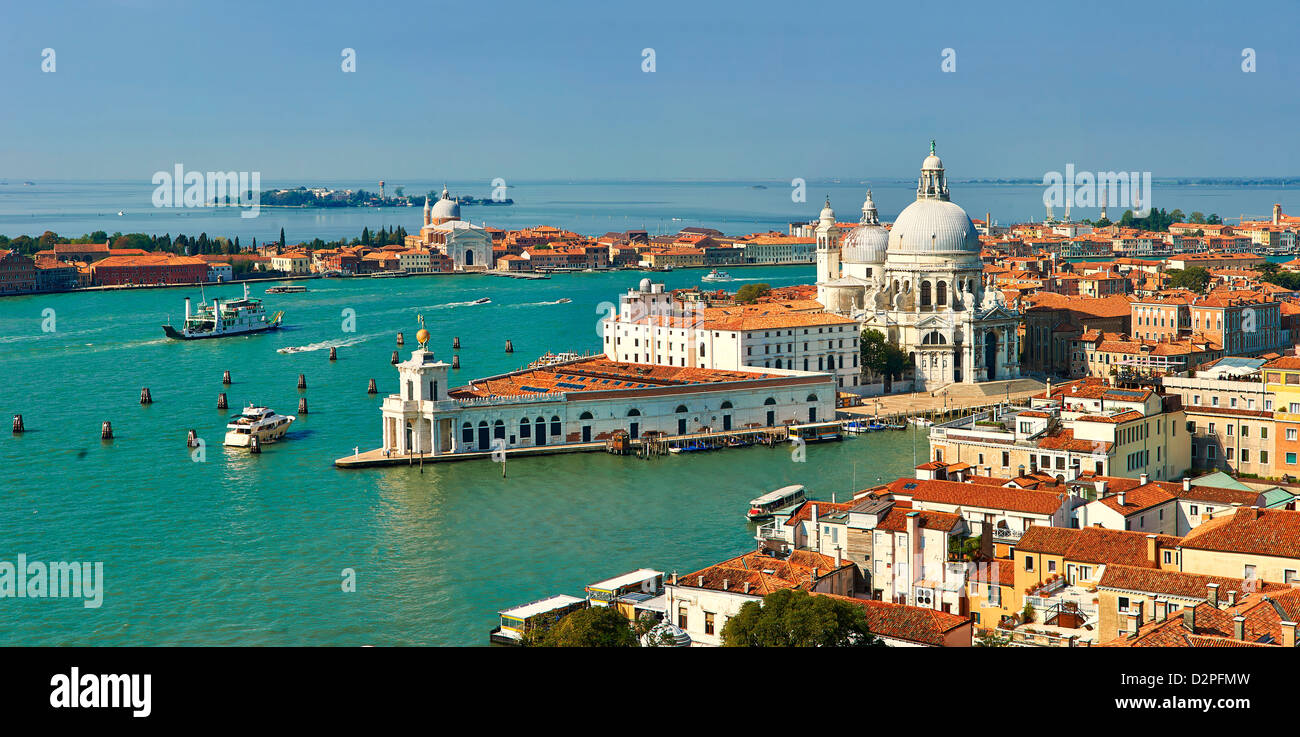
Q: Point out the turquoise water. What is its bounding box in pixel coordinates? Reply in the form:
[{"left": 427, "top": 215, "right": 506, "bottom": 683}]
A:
[{"left": 0, "top": 266, "right": 927, "bottom": 645}]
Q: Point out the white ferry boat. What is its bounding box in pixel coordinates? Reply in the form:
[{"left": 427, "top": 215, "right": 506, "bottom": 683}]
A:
[
  {"left": 223, "top": 405, "right": 296, "bottom": 447},
  {"left": 701, "top": 269, "right": 732, "bottom": 282},
  {"left": 265, "top": 284, "right": 308, "bottom": 294},
  {"left": 747, "top": 485, "right": 806, "bottom": 521},
  {"left": 163, "top": 283, "right": 283, "bottom": 340}
]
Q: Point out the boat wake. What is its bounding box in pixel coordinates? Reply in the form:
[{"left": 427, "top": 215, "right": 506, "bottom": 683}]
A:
[
  {"left": 433, "top": 298, "right": 492, "bottom": 308},
  {"left": 515, "top": 299, "right": 573, "bottom": 307},
  {"left": 276, "top": 333, "right": 380, "bottom": 354}
]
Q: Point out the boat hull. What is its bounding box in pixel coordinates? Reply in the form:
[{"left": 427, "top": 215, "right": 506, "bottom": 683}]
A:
[
  {"left": 163, "top": 323, "right": 281, "bottom": 340},
  {"left": 223, "top": 417, "right": 295, "bottom": 447}
]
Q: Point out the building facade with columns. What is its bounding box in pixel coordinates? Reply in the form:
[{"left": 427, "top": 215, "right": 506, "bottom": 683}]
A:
[
  {"left": 404, "top": 186, "right": 495, "bottom": 270},
  {"left": 816, "top": 144, "right": 1022, "bottom": 390}
]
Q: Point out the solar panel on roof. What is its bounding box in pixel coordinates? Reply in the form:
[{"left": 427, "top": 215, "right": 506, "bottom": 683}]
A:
[
  {"left": 519, "top": 385, "right": 549, "bottom": 393},
  {"left": 556, "top": 382, "right": 585, "bottom": 390}
]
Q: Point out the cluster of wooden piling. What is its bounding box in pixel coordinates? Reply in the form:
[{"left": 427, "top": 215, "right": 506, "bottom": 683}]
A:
[
  {"left": 140, "top": 387, "right": 153, "bottom": 405},
  {"left": 12, "top": 414, "right": 24, "bottom": 434}
]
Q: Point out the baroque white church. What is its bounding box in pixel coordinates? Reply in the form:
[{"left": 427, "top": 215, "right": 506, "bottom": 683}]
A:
[{"left": 815, "top": 143, "right": 1021, "bottom": 390}]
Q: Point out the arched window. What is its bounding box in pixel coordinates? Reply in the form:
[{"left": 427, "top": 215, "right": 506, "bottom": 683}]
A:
[
  {"left": 519, "top": 418, "right": 531, "bottom": 438},
  {"left": 806, "top": 393, "right": 818, "bottom": 402},
  {"left": 920, "top": 281, "right": 932, "bottom": 307},
  {"left": 493, "top": 420, "right": 505, "bottom": 439},
  {"left": 461, "top": 422, "right": 473, "bottom": 443},
  {"left": 579, "top": 411, "right": 594, "bottom": 420},
  {"left": 922, "top": 331, "right": 947, "bottom": 345},
  {"left": 627, "top": 408, "right": 641, "bottom": 417},
  {"left": 550, "top": 415, "right": 561, "bottom": 436},
  {"left": 675, "top": 405, "right": 688, "bottom": 413},
  {"left": 937, "top": 280, "right": 947, "bottom": 307},
  {"left": 699, "top": 343, "right": 706, "bottom": 357},
  {"left": 764, "top": 397, "right": 776, "bottom": 406},
  {"left": 774, "top": 358, "right": 782, "bottom": 369},
  {"left": 720, "top": 401, "right": 733, "bottom": 409}
]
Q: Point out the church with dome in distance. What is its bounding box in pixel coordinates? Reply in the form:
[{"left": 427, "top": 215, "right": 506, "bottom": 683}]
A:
[
  {"left": 404, "top": 185, "right": 494, "bottom": 271},
  {"left": 815, "top": 142, "right": 1021, "bottom": 390}
]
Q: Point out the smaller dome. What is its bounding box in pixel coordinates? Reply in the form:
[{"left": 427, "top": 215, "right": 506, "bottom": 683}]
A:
[
  {"left": 819, "top": 196, "right": 835, "bottom": 223},
  {"left": 842, "top": 224, "right": 888, "bottom": 264},
  {"left": 922, "top": 153, "right": 943, "bottom": 170},
  {"left": 641, "top": 621, "right": 692, "bottom": 647}
]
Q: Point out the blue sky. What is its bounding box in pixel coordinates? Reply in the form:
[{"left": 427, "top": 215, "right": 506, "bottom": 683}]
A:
[{"left": 2, "top": 0, "right": 1297, "bottom": 181}]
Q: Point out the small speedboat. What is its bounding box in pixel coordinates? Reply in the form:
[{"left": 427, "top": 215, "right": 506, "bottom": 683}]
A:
[
  {"left": 471, "top": 297, "right": 491, "bottom": 305},
  {"left": 701, "top": 269, "right": 732, "bottom": 282},
  {"left": 554, "top": 298, "right": 572, "bottom": 304},
  {"left": 909, "top": 417, "right": 934, "bottom": 427}
]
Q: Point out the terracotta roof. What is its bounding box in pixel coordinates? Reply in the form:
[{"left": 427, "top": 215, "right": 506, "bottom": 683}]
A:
[
  {"left": 884, "top": 478, "right": 1067, "bottom": 516},
  {"left": 674, "top": 550, "right": 852, "bottom": 596},
  {"left": 1091, "top": 485, "right": 1177, "bottom": 516},
  {"left": 449, "top": 356, "right": 798, "bottom": 399},
  {"left": 1015, "top": 526, "right": 1179, "bottom": 567},
  {"left": 1098, "top": 564, "right": 1287, "bottom": 601},
  {"left": 1178, "top": 507, "right": 1300, "bottom": 559},
  {"left": 817, "top": 594, "right": 970, "bottom": 646}
]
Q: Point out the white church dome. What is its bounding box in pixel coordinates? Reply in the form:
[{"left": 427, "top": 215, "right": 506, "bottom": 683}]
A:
[
  {"left": 887, "top": 198, "right": 979, "bottom": 254},
  {"left": 886, "top": 143, "right": 978, "bottom": 255},
  {"left": 430, "top": 186, "right": 460, "bottom": 221}
]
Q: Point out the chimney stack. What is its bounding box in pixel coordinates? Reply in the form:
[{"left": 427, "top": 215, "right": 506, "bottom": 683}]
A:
[
  {"left": 1140, "top": 473, "right": 1149, "bottom": 486},
  {"left": 698, "top": 575, "right": 704, "bottom": 587},
  {"left": 1226, "top": 589, "right": 1236, "bottom": 607},
  {"left": 1095, "top": 479, "right": 1108, "bottom": 498},
  {"left": 1183, "top": 477, "right": 1191, "bottom": 492},
  {"left": 1126, "top": 610, "right": 1140, "bottom": 636},
  {"left": 1154, "top": 598, "right": 1168, "bottom": 622},
  {"left": 1182, "top": 607, "right": 1195, "bottom": 631},
  {"left": 1282, "top": 621, "right": 1297, "bottom": 648},
  {"left": 1118, "top": 489, "right": 1127, "bottom": 506},
  {"left": 1146, "top": 534, "right": 1158, "bottom": 565},
  {"left": 1207, "top": 582, "right": 1220, "bottom": 609},
  {"left": 722, "top": 579, "right": 729, "bottom": 591},
  {"left": 1233, "top": 615, "right": 1246, "bottom": 641}
]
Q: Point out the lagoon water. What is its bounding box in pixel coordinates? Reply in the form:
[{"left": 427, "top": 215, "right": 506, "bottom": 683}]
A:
[
  {"left": 2, "top": 178, "right": 1298, "bottom": 243},
  {"left": 0, "top": 266, "right": 934, "bottom": 645}
]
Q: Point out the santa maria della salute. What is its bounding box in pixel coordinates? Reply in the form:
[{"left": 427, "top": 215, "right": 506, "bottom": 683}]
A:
[{"left": 816, "top": 142, "right": 1022, "bottom": 390}]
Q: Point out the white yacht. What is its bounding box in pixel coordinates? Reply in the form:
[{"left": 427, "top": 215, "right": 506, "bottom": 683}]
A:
[
  {"left": 701, "top": 269, "right": 732, "bottom": 282},
  {"left": 223, "top": 405, "right": 296, "bottom": 447}
]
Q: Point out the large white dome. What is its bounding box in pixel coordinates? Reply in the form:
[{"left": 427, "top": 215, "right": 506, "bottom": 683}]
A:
[
  {"left": 430, "top": 186, "right": 460, "bottom": 221},
  {"left": 887, "top": 198, "right": 979, "bottom": 254}
]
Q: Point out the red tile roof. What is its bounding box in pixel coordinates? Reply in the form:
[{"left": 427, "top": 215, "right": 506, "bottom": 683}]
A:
[
  {"left": 1178, "top": 507, "right": 1300, "bottom": 559},
  {"left": 1015, "top": 526, "right": 1179, "bottom": 567}
]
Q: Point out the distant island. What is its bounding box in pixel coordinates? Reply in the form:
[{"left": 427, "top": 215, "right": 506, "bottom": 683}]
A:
[{"left": 245, "top": 186, "right": 513, "bottom": 209}]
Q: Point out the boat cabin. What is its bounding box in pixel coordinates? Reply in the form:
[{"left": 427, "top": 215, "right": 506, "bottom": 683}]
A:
[{"left": 747, "top": 484, "right": 806, "bottom": 521}]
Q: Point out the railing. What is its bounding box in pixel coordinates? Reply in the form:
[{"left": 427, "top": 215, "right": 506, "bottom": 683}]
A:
[{"left": 755, "top": 523, "right": 787, "bottom": 541}]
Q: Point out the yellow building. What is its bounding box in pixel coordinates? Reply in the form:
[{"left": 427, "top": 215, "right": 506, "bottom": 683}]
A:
[{"left": 1264, "top": 357, "right": 1300, "bottom": 477}]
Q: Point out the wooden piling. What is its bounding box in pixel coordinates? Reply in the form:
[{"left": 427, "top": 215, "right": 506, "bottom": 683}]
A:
[
  {"left": 249, "top": 435, "right": 261, "bottom": 454},
  {"left": 101, "top": 421, "right": 113, "bottom": 440},
  {"left": 505, "top": 340, "right": 514, "bottom": 354},
  {"left": 222, "top": 370, "right": 232, "bottom": 385},
  {"left": 329, "top": 346, "right": 337, "bottom": 361},
  {"left": 217, "top": 392, "right": 228, "bottom": 409},
  {"left": 391, "top": 350, "right": 400, "bottom": 365},
  {"left": 12, "top": 414, "right": 24, "bottom": 434},
  {"left": 452, "top": 355, "right": 460, "bottom": 369},
  {"left": 453, "top": 336, "right": 461, "bottom": 349},
  {"left": 298, "top": 397, "right": 309, "bottom": 415},
  {"left": 297, "top": 373, "right": 307, "bottom": 390},
  {"left": 367, "top": 379, "right": 377, "bottom": 394},
  {"left": 187, "top": 429, "right": 198, "bottom": 447},
  {"left": 396, "top": 332, "right": 405, "bottom": 346},
  {"left": 140, "top": 387, "right": 153, "bottom": 405}
]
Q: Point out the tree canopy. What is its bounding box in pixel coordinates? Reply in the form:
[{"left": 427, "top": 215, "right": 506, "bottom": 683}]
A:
[
  {"left": 1166, "top": 266, "right": 1211, "bottom": 293},
  {"left": 735, "top": 282, "right": 772, "bottom": 304},
  {"left": 720, "top": 589, "right": 885, "bottom": 647},
  {"left": 522, "top": 605, "right": 638, "bottom": 647},
  {"left": 860, "top": 328, "right": 909, "bottom": 379}
]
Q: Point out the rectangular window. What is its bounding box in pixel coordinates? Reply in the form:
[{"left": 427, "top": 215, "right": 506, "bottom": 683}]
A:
[
  {"left": 1024, "top": 556, "right": 1034, "bottom": 572},
  {"left": 678, "top": 606, "right": 688, "bottom": 629},
  {"left": 704, "top": 612, "right": 715, "bottom": 635}
]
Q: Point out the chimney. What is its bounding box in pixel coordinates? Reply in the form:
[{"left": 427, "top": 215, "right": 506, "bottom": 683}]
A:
[
  {"left": 698, "top": 575, "right": 704, "bottom": 587},
  {"left": 1139, "top": 472, "right": 1149, "bottom": 486},
  {"left": 722, "top": 579, "right": 729, "bottom": 591},
  {"left": 1118, "top": 489, "right": 1127, "bottom": 506},
  {"left": 1251, "top": 505, "right": 1262, "bottom": 521},
  {"left": 1207, "top": 582, "right": 1220, "bottom": 609},
  {"left": 835, "top": 547, "right": 842, "bottom": 568},
  {"left": 1226, "top": 589, "right": 1236, "bottom": 607},
  {"left": 743, "top": 581, "right": 751, "bottom": 594},
  {"left": 1154, "top": 598, "right": 1168, "bottom": 622},
  {"left": 1095, "top": 479, "right": 1108, "bottom": 498},
  {"left": 1183, "top": 477, "right": 1191, "bottom": 492},
  {"left": 812, "top": 567, "right": 819, "bottom": 579},
  {"left": 1282, "top": 621, "right": 1297, "bottom": 648},
  {"left": 1134, "top": 599, "right": 1145, "bottom": 624},
  {"left": 1233, "top": 615, "right": 1246, "bottom": 641},
  {"left": 1146, "top": 534, "right": 1158, "bottom": 565},
  {"left": 1126, "top": 610, "right": 1139, "bottom": 636},
  {"left": 1182, "top": 607, "right": 1195, "bottom": 631}
]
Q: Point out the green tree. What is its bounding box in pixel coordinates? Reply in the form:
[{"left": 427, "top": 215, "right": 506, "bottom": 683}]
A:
[
  {"left": 860, "top": 329, "right": 909, "bottom": 386},
  {"left": 1167, "top": 266, "right": 1211, "bottom": 293},
  {"left": 523, "top": 606, "right": 637, "bottom": 647},
  {"left": 734, "top": 282, "right": 771, "bottom": 303},
  {"left": 721, "top": 589, "right": 885, "bottom": 647}
]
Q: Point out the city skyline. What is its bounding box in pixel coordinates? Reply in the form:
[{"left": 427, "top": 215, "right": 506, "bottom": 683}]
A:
[{"left": 2, "top": 0, "right": 1299, "bottom": 181}]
